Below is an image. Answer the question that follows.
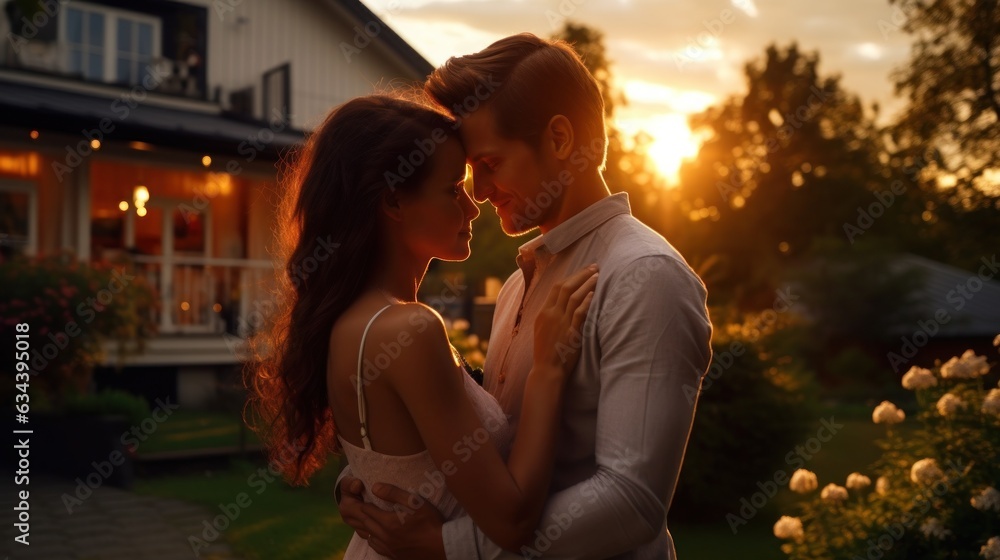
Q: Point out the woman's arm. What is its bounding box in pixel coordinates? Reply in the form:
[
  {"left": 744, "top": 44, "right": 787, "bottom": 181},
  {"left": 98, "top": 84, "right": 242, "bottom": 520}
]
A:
[{"left": 377, "top": 266, "right": 597, "bottom": 552}]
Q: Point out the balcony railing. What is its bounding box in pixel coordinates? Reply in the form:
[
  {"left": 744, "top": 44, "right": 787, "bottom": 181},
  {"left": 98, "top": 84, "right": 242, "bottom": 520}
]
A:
[
  {"left": 2, "top": 5, "right": 205, "bottom": 101},
  {"left": 131, "top": 255, "right": 277, "bottom": 336}
]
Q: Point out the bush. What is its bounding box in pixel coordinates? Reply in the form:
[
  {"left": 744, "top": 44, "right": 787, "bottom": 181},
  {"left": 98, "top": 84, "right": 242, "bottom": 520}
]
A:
[
  {"left": 775, "top": 345, "right": 1000, "bottom": 559},
  {"left": 62, "top": 389, "right": 152, "bottom": 426},
  {"left": 0, "top": 252, "right": 157, "bottom": 404},
  {"left": 671, "top": 309, "right": 819, "bottom": 521}
]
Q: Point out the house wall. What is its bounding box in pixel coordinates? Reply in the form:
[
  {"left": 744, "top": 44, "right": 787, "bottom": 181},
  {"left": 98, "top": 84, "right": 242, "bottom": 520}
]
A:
[{"left": 182, "top": 0, "right": 421, "bottom": 130}]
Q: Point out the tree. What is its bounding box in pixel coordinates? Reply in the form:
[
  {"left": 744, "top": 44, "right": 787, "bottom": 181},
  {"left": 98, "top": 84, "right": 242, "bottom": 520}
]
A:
[
  {"left": 670, "top": 43, "right": 894, "bottom": 305},
  {"left": 888, "top": 0, "right": 999, "bottom": 203},
  {"left": 885, "top": 0, "right": 1000, "bottom": 270}
]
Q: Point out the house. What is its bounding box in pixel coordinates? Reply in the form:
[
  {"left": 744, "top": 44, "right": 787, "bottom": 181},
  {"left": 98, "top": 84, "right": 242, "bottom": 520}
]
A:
[
  {"left": 885, "top": 253, "right": 1000, "bottom": 367},
  {"left": 0, "top": 0, "right": 434, "bottom": 406}
]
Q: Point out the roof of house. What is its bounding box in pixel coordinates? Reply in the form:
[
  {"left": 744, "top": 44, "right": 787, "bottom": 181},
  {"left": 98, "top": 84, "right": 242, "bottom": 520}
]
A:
[
  {"left": 326, "top": 0, "right": 434, "bottom": 78},
  {"left": 0, "top": 80, "right": 304, "bottom": 158},
  {"left": 0, "top": 0, "right": 434, "bottom": 156},
  {"left": 891, "top": 253, "right": 1000, "bottom": 338}
]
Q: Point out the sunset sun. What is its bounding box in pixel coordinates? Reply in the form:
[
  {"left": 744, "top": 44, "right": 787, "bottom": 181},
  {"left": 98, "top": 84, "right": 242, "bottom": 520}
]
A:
[{"left": 642, "top": 114, "right": 701, "bottom": 184}]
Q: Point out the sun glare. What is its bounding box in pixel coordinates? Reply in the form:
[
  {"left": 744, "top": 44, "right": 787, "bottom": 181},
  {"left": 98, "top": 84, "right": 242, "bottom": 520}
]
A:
[{"left": 641, "top": 114, "right": 701, "bottom": 185}]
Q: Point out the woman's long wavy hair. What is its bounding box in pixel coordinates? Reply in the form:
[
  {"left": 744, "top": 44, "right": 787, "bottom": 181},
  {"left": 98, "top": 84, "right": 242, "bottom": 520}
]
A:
[{"left": 245, "top": 94, "right": 458, "bottom": 485}]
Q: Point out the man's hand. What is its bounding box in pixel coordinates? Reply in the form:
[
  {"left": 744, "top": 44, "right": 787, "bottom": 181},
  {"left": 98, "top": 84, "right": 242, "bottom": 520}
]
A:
[
  {"left": 337, "top": 475, "right": 372, "bottom": 536},
  {"left": 335, "top": 476, "right": 447, "bottom": 559},
  {"left": 362, "top": 483, "right": 447, "bottom": 560}
]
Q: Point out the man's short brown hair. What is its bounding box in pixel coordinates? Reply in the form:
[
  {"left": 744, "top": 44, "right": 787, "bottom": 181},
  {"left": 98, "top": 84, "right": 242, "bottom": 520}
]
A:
[{"left": 425, "top": 33, "right": 606, "bottom": 167}]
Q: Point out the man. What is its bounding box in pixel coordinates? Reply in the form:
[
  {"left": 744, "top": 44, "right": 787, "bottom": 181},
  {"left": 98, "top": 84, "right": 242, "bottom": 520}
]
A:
[{"left": 336, "top": 32, "right": 712, "bottom": 559}]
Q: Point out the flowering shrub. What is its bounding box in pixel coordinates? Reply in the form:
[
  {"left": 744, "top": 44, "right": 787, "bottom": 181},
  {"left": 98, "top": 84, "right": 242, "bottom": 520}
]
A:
[
  {"left": 446, "top": 318, "right": 486, "bottom": 370},
  {"left": 0, "top": 252, "right": 157, "bottom": 404},
  {"left": 775, "top": 344, "right": 1000, "bottom": 559}
]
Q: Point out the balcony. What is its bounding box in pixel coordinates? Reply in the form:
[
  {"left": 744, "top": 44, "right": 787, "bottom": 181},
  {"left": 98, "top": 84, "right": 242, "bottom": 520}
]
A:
[
  {"left": 97, "top": 255, "right": 277, "bottom": 367},
  {"left": 1, "top": 0, "right": 207, "bottom": 101}
]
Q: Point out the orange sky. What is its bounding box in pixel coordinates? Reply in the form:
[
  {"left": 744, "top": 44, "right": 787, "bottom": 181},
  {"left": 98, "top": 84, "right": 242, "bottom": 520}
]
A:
[{"left": 365, "top": 0, "right": 915, "bottom": 184}]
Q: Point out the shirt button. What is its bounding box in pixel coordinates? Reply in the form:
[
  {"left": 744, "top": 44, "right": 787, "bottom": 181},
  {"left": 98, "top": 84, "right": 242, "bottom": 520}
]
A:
[{"left": 499, "top": 373, "right": 506, "bottom": 384}]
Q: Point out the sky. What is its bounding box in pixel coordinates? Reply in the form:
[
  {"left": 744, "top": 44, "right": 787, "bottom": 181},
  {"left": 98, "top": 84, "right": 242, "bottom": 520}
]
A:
[{"left": 363, "top": 0, "right": 916, "bottom": 183}]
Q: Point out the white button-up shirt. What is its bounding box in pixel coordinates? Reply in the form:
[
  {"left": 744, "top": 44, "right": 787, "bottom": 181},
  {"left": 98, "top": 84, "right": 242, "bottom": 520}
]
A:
[{"left": 443, "top": 191, "right": 713, "bottom": 559}]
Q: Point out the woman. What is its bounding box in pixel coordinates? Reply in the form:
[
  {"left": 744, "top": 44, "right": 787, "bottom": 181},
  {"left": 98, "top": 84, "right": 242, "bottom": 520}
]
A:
[{"left": 246, "top": 94, "right": 598, "bottom": 557}]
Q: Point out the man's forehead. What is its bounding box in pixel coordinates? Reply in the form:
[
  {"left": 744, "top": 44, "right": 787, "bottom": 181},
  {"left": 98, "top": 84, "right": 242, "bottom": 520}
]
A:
[{"left": 458, "top": 110, "right": 499, "bottom": 160}]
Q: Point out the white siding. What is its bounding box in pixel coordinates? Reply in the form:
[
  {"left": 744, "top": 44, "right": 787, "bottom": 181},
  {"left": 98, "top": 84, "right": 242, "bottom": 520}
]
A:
[{"left": 180, "top": 0, "right": 423, "bottom": 130}]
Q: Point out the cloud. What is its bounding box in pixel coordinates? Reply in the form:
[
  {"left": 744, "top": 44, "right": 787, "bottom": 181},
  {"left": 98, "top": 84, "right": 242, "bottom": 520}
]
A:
[{"left": 366, "top": 0, "right": 915, "bottom": 122}]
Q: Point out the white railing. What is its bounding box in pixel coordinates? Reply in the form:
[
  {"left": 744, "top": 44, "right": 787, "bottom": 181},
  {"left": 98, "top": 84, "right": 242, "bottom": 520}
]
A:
[{"left": 131, "top": 255, "right": 277, "bottom": 335}]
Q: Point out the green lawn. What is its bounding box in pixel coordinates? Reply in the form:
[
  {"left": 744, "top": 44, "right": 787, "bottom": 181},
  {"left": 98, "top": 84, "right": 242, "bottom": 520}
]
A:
[
  {"left": 139, "top": 408, "right": 260, "bottom": 456},
  {"left": 136, "top": 458, "right": 353, "bottom": 560},
  {"left": 673, "top": 409, "right": 892, "bottom": 559},
  {"left": 135, "top": 404, "right": 894, "bottom": 559}
]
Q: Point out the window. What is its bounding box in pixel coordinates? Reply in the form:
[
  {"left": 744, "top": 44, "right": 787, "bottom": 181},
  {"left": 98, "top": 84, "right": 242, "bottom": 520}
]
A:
[
  {"left": 262, "top": 63, "right": 291, "bottom": 125},
  {"left": 61, "top": 2, "right": 160, "bottom": 85},
  {"left": 0, "top": 182, "right": 38, "bottom": 258},
  {"left": 115, "top": 17, "right": 155, "bottom": 85}
]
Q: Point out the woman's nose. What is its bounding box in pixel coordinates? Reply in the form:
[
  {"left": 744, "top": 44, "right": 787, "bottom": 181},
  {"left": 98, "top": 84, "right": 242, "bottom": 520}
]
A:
[{"left": 465, "top": 191, "right": 481, "bottom": 220}]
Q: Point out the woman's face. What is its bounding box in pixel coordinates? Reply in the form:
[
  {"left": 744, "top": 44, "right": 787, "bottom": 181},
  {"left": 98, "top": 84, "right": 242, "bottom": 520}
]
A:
[{"left": 397, "top": 136, "right": 480, "bottom": 262}]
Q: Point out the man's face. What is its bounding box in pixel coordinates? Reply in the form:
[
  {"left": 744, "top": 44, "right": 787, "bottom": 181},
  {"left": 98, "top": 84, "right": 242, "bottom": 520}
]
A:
[{"left": 459, "top": 108, "right": 557, "bottom": 235}]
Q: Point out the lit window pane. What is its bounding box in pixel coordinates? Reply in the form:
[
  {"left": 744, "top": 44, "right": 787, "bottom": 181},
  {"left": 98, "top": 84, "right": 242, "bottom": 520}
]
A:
[{"left": 0, "top": 191, "right": 31, "bottom": 238}]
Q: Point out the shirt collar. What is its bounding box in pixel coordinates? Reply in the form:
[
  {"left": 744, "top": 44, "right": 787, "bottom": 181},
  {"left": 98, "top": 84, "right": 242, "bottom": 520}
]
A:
[{"left": 515, "top": 191, "right": 631, "bottom": 272}]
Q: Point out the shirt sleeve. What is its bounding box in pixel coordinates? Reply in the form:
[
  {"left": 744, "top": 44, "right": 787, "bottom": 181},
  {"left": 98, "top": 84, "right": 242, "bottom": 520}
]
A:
[{"left": 442, "top": 255, "right": 713, "bottom": 559}]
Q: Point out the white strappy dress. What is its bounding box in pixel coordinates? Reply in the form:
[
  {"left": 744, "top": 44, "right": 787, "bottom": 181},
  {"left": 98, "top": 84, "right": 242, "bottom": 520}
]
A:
[{"left": 338, "top": 304, "right": 514, "bottom": 560}]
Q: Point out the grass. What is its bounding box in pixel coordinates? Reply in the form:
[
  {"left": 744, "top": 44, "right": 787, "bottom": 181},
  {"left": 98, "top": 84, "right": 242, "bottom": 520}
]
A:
[
  {"left": 138, "top": 408, "right": 261, "bottom": 456},
  {"left": 134, "top": 403, "right": 898, "bottom": 559},
  {"left": 674, "top": 520, "right": 783, "bottom": 559},
  {"left": 135, "top": 457, "right": 353, "bottom": 560},
  {"left": 673, "top": 406, "right": 896, "bottom": 559}
]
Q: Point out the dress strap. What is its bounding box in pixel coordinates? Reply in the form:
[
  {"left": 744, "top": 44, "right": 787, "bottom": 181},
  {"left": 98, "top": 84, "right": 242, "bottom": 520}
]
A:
[{"left": 356, "top": 304, "right": 394, "bottom": 451}]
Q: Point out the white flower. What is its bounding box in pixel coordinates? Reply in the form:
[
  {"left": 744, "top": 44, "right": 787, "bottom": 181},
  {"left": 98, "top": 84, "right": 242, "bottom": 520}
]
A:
[
  {"left": 452, "top": 318, "right": 470, "bottom": 331},
  {"left": 789, "top": 469, "right": 818, "bottom": 494},
  {"left": 982, "top": 536, "right": 1000, "bottom": 560},
  {"left": 773, "top": 516, "right": 804, "bottom": 541},
  {"left": 940, "top": 350, "right": 990, "bottom": 379},
  {"left": 902, "top": 366, "right": 938, "bottom": 390},
  {"left": 821, "top": 483, "right": 848, "bottom": 503},
  {"left": 983, "top": 389, "right": 1000, "bottom": 417},
  {"left": 936, "top": 393, "right": 967, "bottom": 417},
  {"left": 911, "top": 458, "right": 944, "bottom": 485},
  {"left": 876, "top": 476, "right": 890, "bottom": 496},
  {"left": 920, "top": 517, "right": 951, "bottom": 539},
  {"left": 972, "top": 487, "right": 1000, "bottom": 512},
  {"left": 873, "top": 401, "right": 906, "bottom": 425},
  {"left": 846, "top": 473, "right": 872, "bottom": 491}
]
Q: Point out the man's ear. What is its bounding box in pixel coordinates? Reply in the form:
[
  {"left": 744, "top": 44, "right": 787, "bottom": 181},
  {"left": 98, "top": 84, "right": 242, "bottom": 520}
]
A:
[{"left": 545, "top": 115, "right": 575, "bottom": 161}]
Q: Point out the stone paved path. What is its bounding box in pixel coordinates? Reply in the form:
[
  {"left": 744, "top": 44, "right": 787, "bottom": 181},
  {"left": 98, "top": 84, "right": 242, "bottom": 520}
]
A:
[{"left": 0, "top": 476, "right": 243, "bottom": 560}]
